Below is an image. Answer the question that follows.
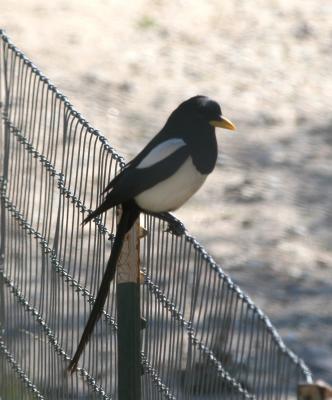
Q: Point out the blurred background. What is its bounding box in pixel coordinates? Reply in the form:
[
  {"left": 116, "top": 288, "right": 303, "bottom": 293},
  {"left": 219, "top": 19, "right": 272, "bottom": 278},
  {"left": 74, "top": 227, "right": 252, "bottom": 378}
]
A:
[{"left": 2, "top": 0, "right": 331, "bottom": 381}]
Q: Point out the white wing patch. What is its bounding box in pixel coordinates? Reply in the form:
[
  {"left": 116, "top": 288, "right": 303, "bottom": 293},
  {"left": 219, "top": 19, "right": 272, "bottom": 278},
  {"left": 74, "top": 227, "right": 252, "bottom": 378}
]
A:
[{"left": 136, "top": 138, "right": 186, "bottom": 169}]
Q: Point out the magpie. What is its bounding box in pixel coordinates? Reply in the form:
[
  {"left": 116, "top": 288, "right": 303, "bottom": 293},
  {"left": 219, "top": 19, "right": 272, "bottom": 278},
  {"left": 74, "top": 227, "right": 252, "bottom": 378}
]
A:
[{"left": 68, "top": 95, "right": 236, "bottom": 373}]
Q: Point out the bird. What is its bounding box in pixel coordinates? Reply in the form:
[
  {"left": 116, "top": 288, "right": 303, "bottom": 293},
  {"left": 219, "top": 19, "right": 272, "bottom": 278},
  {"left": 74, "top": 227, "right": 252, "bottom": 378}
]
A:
[{"left": 68, "top": 95, "right": 236, "bottom": 373}]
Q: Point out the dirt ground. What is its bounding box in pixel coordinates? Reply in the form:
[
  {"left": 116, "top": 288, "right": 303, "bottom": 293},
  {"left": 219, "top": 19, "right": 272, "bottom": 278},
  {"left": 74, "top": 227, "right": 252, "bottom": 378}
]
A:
[{"left": 2, "top": 0, "right": 331, "bottom": 382}]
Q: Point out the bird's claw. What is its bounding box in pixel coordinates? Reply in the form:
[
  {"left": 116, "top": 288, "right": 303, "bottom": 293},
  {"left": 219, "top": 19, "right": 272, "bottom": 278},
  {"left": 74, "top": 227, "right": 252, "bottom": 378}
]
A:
[{"left": 165, "top": 219, "right": 186, "bottom": 236}]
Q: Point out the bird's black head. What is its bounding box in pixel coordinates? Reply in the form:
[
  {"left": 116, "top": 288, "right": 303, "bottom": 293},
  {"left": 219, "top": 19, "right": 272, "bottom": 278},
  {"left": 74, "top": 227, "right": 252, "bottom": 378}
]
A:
[{"left": 168, "top": 95, "right": 236, "bottom": 131}]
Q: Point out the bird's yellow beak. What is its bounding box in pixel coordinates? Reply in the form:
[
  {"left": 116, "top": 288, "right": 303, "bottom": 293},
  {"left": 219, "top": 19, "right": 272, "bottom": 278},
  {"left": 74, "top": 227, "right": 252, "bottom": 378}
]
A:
[{"left": 209, "top": 116, "right": 236, "bottom": 131}]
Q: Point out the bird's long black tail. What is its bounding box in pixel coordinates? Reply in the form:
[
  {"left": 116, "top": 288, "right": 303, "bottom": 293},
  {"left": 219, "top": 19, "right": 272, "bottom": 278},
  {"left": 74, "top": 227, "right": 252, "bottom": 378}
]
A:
[
  {"left": 82, "top": 201, "right": 110, "bottom": 226},
  {"left": 68, "top": 203, "right": 140, "bottom": 374}
]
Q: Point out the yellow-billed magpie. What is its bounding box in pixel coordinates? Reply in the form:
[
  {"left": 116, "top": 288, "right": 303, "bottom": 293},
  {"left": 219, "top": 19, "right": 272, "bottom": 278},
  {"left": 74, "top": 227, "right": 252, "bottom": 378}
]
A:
[{"left": 68, "top": 95, "right": 236, "bottom": 373}]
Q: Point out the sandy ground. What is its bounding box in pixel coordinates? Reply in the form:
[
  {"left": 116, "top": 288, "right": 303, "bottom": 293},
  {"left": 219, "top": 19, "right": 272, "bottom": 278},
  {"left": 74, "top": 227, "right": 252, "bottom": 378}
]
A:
[{"left": 1, "top": 0, "right": 332, "bottom": 383}]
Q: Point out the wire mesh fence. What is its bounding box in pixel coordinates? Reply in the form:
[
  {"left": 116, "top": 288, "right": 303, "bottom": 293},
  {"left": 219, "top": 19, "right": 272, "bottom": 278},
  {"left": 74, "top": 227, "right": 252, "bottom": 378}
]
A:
[{"left": 0, "top": 30, "right": 313, "bottom": 400}]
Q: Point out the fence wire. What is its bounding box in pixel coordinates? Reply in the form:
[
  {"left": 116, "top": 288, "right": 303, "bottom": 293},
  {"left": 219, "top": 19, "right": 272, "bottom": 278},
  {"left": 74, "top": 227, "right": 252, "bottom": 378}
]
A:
[{"left": 0, "top": 30, "right": 312, "bottom": 400}]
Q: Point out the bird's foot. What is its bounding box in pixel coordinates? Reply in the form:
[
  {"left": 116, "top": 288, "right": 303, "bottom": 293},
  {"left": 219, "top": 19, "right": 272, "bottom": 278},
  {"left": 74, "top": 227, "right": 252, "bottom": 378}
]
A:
[
  {"left": 145, "top": 211, "right": 186, "bottom": 236},
  {"left": 165, "top": 219, "right": 186, "bottom": 236}
]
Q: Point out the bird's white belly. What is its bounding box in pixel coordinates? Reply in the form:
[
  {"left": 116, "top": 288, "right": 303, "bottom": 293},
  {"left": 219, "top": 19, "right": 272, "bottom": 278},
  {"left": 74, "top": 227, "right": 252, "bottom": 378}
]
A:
[{"left": 134, "top": 157, "right": 207, "bottom": 212}]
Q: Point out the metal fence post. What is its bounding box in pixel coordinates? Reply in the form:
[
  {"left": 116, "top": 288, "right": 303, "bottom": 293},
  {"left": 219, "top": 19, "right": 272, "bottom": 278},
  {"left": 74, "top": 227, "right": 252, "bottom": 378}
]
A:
[{"left": 116, "top": 209, "right": 142, "bottom": 400}]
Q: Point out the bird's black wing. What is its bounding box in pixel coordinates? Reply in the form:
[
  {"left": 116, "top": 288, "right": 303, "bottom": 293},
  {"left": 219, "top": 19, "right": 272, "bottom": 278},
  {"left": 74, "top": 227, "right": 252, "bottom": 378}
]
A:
[
  {"left": 101, "top": 126, "right": 175, "bottom": 195},
  {"left": 83, "top": 145, "right": 190, "bottom": 224}
]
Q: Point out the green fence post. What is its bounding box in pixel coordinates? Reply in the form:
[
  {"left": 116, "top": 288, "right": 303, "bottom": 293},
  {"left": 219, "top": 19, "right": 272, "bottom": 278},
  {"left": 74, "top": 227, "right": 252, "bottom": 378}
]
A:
[{"left": 116, "top": 211, "right": 142, "bottom": 400}]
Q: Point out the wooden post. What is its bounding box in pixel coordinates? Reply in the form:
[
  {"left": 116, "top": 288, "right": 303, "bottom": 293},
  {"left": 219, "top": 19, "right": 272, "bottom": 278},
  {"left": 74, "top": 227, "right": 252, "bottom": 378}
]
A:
[
  {"left": 298, "top": 381, "right": 332, "bottom": 400},
  {"left": 116, "top": 208, "right": 142, "bottom": 400}
]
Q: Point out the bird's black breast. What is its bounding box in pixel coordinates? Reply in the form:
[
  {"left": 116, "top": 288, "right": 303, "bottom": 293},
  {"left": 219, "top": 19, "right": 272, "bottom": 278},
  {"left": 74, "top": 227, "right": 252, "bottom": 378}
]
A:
[{"left": 187, "top": 128, "right": 218, "bottom": 175}]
